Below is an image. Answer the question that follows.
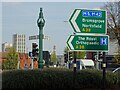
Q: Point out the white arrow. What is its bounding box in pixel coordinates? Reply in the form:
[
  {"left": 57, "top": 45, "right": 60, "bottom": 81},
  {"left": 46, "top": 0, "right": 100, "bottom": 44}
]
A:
[
  {"left": 71, "top": 10, "right": 81, "bottom": 32},
  {"left": 68, "top": 36, "right": 74, "bottom": 50}
]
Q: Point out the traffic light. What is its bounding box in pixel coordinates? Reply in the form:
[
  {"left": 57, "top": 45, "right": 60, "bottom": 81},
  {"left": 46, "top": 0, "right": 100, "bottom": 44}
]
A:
[
  {"left": 69, "top": 52, "right": 73, "bottom": 61},
  {"left": 98, "top": 52, "right": 103, "bottom": 59},
  {"left": 32, "top": 43, "right": 38, "bottom": 57},
  {"left": 64, "top": 53, "right": 68, "bottom": 63},
  {"left": 92, "top": 52, "right": 97, "bottom": 61}
]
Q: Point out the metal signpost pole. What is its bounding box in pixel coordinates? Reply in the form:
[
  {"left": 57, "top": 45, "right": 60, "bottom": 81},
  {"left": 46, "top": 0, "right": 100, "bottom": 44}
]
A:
[{"left": 37, "top": 8, "right": 45, "bottom": 69}]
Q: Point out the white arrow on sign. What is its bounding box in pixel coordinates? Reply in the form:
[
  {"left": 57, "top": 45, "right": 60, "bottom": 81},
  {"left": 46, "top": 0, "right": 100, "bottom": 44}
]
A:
[
  {"left": 68, "top": 36, "right": 74, "bottom": 50},
  {"left": 71, "top": 10, "right": 81, "bottom": 32}
]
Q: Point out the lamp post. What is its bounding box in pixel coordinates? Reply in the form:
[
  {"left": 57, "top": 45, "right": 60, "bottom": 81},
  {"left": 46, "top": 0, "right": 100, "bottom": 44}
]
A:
[{"left": 37, "top": 8, "right": 45, "bottom": 69}]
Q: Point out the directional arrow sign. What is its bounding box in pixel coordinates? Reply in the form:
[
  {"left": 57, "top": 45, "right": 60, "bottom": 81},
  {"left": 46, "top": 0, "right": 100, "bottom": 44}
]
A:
[
  {"left": 29, "top": 35, "right": 50, "bottom": 40},
  {"left": 69, "top": 9, "right": 106, "bottom": 34},
  {"left": 29, "top": 35, "right": 39, "bottom": 40},
  {"left": 67, "top": 34, "right": 109, "bottom": 51}
]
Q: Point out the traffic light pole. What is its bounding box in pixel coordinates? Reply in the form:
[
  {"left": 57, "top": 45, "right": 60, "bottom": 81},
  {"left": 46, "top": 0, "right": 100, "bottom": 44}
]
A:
[
  {"left": 102, "top": 52, "right": 106, "bottom": 90},
  {"left": 68, "top": 51, "right": 69, "bottom": 62},
  {"left": 37, "top": 8, "right": 45, "bottom": 69},
  {"left": 73, "top": 51, "right": 76, "bottom": 90}
]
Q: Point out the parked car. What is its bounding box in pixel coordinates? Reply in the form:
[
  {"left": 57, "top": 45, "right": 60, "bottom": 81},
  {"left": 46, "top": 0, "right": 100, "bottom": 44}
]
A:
[{"left": 112, "top": 67, "right": 120, "bottom": 73}]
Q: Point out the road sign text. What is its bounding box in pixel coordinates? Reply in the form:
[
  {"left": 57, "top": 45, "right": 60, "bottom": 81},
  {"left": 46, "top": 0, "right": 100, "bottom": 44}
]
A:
[{"left": 67, "top": 34, "right": 109, "bottom": 51}]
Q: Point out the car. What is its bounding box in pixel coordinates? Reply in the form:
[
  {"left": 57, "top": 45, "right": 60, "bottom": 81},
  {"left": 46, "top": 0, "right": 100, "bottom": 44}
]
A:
[{"left": 112, "top": 67, "right": 120, "bottom": 73}]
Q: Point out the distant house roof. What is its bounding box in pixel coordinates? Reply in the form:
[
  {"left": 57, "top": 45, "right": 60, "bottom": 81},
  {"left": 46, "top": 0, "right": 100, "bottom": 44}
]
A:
[
  {"left": 18, "top": 53, "right": 29, "bottom": 60},
  {"left": 0, "top": 52, "right": 29, "bottom": 60}
]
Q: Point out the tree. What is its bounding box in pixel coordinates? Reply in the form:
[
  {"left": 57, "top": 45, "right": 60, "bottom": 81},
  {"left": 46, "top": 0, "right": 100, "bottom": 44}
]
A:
[
  {"left": 103, "top": 2, "right": 120, "bottom": 63},
  {"left": 103, "top": 2, "right": 120, "bottom": 45},
  {"left": 50, "top": 51, "right": 57, "bottom": 65},
  {"left": 114, "top": 46, "right": 120, "bottom": 64},
  {"left": 76, "top": 52, "right": 86, "bottom": 59},
  {"left": 2, "top": 47, "right": 18, "bottom": 70}
]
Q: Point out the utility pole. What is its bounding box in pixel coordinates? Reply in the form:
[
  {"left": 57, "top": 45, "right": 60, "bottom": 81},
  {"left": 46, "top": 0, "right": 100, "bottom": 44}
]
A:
[{"left": 37, "top": 8, "right": 45, "bottom": 69}]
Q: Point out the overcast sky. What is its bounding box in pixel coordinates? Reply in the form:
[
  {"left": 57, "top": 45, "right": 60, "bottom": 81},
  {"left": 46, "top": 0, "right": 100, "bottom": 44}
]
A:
[
  {"left": 1, "top": 1, "right": 119, "bottom": 55},
  {"left": 1, "top": 2, "right": 107, "bottom": 55},
  {"left": 1, "top": 0, "right": 111, "bottom": 2}
]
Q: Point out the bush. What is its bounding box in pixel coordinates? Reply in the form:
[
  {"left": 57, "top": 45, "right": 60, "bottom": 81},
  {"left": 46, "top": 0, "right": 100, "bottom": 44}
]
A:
[
  {"left": 2, "top": 68, "right": 120, "bottom": 89},
  {"left": 75, "top": 69, "right": 102, "bottom": 89}
]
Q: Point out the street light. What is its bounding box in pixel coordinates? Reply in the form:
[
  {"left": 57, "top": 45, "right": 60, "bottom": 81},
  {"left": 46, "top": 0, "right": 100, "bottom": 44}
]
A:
[{"left": 37, "top": 8, "right": 45, "bottom": 69}]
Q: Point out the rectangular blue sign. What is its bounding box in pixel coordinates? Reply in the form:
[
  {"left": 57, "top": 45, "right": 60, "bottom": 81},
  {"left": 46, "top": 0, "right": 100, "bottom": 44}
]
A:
[
  {"left": 100, "top": 38, "right": 108, "bottom": 45},
  {"left": 82, "top": 10, "right": 102, "bottom": 17}
]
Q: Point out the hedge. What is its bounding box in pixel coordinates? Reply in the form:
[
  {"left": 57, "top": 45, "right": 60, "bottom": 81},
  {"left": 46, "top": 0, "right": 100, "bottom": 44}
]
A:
[{"left": 2, "top": 68, "right": 120, "bottom": 89}]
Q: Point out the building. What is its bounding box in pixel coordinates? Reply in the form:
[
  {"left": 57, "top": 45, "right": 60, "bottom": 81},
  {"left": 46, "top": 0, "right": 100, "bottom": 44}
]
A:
[
  {"left": 13, "top": 34, "right": 26, "bottom": 53},
  {"left": 2, "top": 42, "right": 13, "bottom": 52},
  {"left": 18, "top": 53, "right": 38, "bottom": 69},
  {"left": 43, "top": 51, "right": 50, "bottom": 66},
  {"left": 57, "top": 55, "right": 64, "bottom": 66}
]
